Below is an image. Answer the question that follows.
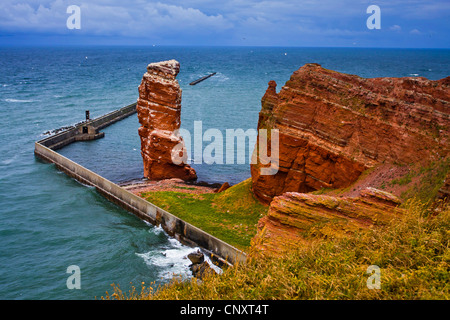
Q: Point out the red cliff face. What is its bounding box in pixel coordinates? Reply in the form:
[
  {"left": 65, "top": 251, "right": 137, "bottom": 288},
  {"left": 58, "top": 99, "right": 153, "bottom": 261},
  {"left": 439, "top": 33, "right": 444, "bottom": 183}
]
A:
[
  {"left": 251, "top": 188, "right": 404, "bottom": 255},
  {"left": 137, "top": 60, "right": 197, "bottom": 181},
  {"left": 251, "top": 63, "right": 450, "bottom": 203}
]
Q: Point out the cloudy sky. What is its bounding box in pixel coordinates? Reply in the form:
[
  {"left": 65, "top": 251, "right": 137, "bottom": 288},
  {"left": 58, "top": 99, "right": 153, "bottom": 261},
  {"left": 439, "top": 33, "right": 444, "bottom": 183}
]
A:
[{"left": 0, "top": 0, "right": 449, "bottom": 47}]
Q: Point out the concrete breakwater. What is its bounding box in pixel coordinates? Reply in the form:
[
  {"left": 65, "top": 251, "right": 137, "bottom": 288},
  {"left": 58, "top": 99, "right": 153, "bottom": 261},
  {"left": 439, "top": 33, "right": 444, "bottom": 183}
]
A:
[
  {"left": 189, "top": 72, "right": 216, "bottom": 85},
  {"left": 34, "top": 103, "right": 247, "bottom": 267},
  {"left": 38, "top": 102, "right": 138, "bottom": 150}
]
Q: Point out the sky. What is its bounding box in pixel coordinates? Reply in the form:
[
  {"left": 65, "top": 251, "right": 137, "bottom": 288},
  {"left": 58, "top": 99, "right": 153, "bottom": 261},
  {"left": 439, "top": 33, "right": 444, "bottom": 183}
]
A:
[{"left": 0, "top": 0, "right": 449, "bottom": 47}]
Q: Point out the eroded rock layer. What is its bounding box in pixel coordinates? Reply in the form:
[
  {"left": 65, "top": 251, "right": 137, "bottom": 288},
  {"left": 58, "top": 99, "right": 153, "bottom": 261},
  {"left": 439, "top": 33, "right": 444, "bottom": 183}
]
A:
[
  {"left": 251, "top": 188, "right": 403, "bottom": 254},
  {"left": 251, "top": 64, "right": 450, "bottom": 203},
  {"left": 137, "top": 60, "right": 197, "bottom": 181}
]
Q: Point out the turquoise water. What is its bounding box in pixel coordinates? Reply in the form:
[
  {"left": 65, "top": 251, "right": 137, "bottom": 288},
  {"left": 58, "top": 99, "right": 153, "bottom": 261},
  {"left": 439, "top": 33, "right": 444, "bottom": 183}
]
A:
[{"left": 0, "top": 46, "right": 449, "bottom": 300}]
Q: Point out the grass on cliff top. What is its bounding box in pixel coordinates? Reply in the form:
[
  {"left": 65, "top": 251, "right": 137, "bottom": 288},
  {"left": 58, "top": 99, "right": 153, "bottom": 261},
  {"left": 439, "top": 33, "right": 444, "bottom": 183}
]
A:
[
  {"left": 104, "top": 199, "right": 450, "bottom": 300},
  {"left": 394, "top": 158, "right": 450, "bottom": 205},
  {"left": 314, "top": 158, "right": 450, "bottom": 207},
  {"left": 140, "top": 178, "right": 268, "bottom": 251}
]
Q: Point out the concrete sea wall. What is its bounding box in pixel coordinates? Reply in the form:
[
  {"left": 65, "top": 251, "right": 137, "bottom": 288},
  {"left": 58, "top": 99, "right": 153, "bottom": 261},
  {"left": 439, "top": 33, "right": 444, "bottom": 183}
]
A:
[
  {"left": 38, "top": 102, "right": 138, "bottom": 150},
  {"left": 34, "top": 103, "right": 247, "bottom": 266}
]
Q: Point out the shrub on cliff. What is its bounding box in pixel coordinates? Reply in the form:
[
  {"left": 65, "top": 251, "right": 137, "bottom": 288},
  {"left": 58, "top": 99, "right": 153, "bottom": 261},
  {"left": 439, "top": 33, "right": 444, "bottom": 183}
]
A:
[{"left": 104, "top": 199, "right": 449, "bottom": 300}]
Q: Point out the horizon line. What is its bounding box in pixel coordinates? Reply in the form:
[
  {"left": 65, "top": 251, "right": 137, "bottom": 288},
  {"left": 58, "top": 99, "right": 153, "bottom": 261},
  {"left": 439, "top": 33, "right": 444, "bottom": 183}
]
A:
[{"left": 1, "top": 44, "right": 450, "bottom": 50}]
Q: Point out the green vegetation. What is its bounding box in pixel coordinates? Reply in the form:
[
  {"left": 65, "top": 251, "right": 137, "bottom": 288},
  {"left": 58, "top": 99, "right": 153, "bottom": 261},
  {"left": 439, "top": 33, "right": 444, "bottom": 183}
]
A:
[
  {"left": 105, "top": 199, "right": 449, "bottom": 300},
  {"left": 326, "top": 158, "right": 449, "bottom": 205},
  {"left": 106, "top": 157, "right": 449, "bottom": 300},
  {"left": 389, "top": 171, "right": 415, "bottom": 187},
  {"left": 311, "top": 187, "right": 334, "bottom": 195},
  {"left": 172, "top": 185, "right": 197, "bottom": 191},
  {"left": 141, "top": 178, "right": 267, "bottom": 250},
  {"left": 397, "top": 159, "right": 450, "bottom": 205}
]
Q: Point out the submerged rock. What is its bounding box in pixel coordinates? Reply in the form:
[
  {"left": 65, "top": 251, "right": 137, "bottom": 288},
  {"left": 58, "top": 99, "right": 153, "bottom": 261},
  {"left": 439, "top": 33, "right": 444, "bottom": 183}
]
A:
[
  {"left": 187, "top": 250, "right": 216, "bottom": 280},
  {"left": 187, "top": 250, "right": 204, "bottom": 264},
  {"left": 190, "top": 261, "right": 215, "bottom": 280}
]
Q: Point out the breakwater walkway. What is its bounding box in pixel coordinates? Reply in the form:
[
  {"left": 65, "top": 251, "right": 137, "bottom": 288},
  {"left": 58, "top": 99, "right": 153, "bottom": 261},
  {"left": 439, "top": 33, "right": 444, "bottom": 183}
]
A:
[
  {"left": 189, "top": 72, "right": 216, "bottom": 85},
  {"left": 34, "top": 102, "right": 246, "bottom": 267}
]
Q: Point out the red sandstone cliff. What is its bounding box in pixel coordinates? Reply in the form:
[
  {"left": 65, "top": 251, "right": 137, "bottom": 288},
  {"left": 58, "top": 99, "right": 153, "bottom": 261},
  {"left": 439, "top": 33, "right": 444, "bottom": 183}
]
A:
[
  {"left": 251, "top": 187, "right": 404, "bottom": 254},
  {"left": 251, "top": 63, "right": 450, "bottom": 203},
  {"left": 137, "top": 60, "right": 197, "bottom": 181}
]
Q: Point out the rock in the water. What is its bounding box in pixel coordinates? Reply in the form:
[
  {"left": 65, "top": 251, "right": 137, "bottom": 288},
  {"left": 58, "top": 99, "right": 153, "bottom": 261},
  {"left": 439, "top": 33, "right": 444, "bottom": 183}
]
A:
[
  {"left": 137, "top": 60, "right": 197, "bottom": 181},
  {"left": 251, "top": 63, "right": 450, "bottom": 203},
  {"left": 190, "top": 261, "right": 215, "bottom": 280},
  {"left": 187, "top": 250, "right": 217, "bottom": 280},
  {"left": 187, "top": 250, "right": 204, "bottom": 264}
]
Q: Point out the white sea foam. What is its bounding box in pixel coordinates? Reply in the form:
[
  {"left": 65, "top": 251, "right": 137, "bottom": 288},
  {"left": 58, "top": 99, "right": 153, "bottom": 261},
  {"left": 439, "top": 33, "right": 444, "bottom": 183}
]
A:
[
  {"left": 168, "top": 237, "right": 184, "bottom": 248},
  {"left": 214, "top": 72, "right": 229, "bottom": 82},
  {"left": 136, "top": 223, "right": 224, "bottom": 280},
  {"left": 204, "top": 254, "right": 223, "bottom": 275},
  {"left": 142, "top": 220, "right": 153, "bottom": 227},
  {"left": 148, "top": 223, "right": 164, "bottom": 235},
  {"left": 135, "top": 223, "right": 195, "bottom": 279},
  {"left": 4, "top": 98, "right": 35, "bottom": 103},
  {"left": 1, "top": 155, "right": 17, "bottom": 165},
  {"left": 136, "top": 245, "right": 196, "bottom": 280},
  {"left": 136, "top": 240, "right": 223, "bottom": 281},
  {"left": 409, "top": 73, "right": 419, "bottom": 77}
]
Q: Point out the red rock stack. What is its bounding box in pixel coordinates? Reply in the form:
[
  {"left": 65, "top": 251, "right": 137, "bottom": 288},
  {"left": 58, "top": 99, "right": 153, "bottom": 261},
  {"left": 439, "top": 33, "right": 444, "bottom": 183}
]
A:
[{"left": 137, "top": 60, "right": 197, "bottom": 181}]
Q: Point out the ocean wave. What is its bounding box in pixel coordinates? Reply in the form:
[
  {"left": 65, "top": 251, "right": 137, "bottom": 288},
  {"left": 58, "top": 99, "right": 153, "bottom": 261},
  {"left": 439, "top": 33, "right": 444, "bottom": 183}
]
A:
[
  {"left": 136, "top": 231, "right": 223, "bottom": 280},
  {"left": 145, "top": 223, "right": 164, "bottom": 235},
  {"left": 165, "top": 238, "right": 223, "bottom": 274},
  {"left": 213, "top": 72, "right": 230, "bottom": 82},
  {"left": 4, "top": 98, "right": 35, "bottom": 103},
  {"left": 136, "top": 244, "right": 197, "bottom": 280},
  {"left": 1, "top": 155, "right": 17, "bottom": 165},
  {"left": 136, "top": 224, "right": 196, "bottom": 280},
  {"left": 168, "top": 237, "right": 185, "bottom": 248}
]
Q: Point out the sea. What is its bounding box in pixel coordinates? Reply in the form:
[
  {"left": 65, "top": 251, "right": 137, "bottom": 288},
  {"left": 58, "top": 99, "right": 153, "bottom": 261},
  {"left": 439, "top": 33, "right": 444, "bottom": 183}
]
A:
[{"left": 0, "top": 46, "right": 448, "bottom": 300}]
